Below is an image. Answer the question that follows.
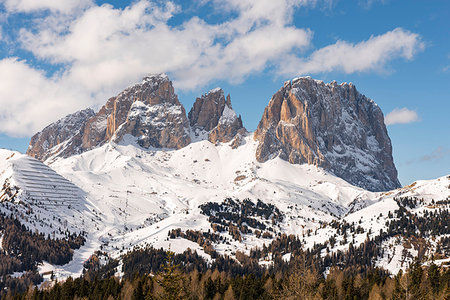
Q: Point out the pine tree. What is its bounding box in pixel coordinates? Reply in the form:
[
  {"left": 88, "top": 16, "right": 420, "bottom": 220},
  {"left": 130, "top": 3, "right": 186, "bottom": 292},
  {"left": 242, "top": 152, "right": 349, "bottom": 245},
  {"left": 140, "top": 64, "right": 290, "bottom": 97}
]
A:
[
  {"left": 428, "top": 263, "right": 440, "bottom": 295},
  {"left": 156, "top": 250, "right": 188, "bottom": 300}
]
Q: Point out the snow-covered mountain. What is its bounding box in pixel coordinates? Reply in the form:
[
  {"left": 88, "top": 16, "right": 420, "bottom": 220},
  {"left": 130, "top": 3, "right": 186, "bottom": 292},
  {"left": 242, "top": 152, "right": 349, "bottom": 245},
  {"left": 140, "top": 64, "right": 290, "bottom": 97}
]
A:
[
  {"left": 1, "top": 74, "right": 448, "bottom": 281},
  {"left": 4, "top": 136, "right": 448, "bottom": 279},
  {"left": 0, "top": 149, "right": 103, "bottom": 278},
  {"left": 0, "top": 149, "right": 94, "bottom": 232},
  {"left": 48, "top": 134, "right": 375, "bottom": 248},
  {"left": 28, "top": 74, "right": 398, "bottom": 192}
]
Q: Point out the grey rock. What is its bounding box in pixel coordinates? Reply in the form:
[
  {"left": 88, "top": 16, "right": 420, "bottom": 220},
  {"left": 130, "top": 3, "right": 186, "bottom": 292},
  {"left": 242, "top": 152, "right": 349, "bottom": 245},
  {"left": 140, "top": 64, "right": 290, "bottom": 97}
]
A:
[{"left": 254, "top": 77, "right": 400, "bottom": 192}]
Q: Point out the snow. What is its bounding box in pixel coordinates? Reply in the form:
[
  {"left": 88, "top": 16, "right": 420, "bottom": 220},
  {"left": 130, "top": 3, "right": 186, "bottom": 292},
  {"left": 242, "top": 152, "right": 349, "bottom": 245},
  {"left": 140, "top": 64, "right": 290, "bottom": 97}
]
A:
[
  {"left": 0, "top": 149, "right": 103, "bottom": 280},
  {"left": 218, "top": 105, "right": 237, "bottom": 125},
  {"left": 208, "top": 87, "right": 223, "bottom": 94},
  {"left": 127, "top": 101, "right": 185, "bottom": 129},
  {"left": 43, "top": 135, "right": 380, "bottom": 268},
  {"left": 282, "top": 253, "right": 291, "bottom": 262},
  {"left": 1, "top": 140, "right": 448, "bottom": 279},
  {"left": 142, "top": 73, "right": 169, "bottom": 83}
]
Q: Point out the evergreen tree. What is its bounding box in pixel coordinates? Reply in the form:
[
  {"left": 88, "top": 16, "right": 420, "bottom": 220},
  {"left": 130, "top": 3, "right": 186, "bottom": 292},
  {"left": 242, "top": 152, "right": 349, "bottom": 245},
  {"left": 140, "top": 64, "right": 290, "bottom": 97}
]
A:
[{"left": 156, "top": 250, "right": 188, "bottom": 300}]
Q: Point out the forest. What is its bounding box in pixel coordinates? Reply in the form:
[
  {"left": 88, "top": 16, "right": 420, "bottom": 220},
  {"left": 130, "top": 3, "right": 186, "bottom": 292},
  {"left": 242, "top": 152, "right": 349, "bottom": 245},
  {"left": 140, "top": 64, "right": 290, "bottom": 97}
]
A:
[
  {"left": 5, "top": 247, "right": 450, "bottom": 300},
  {"left": 0, "top": 211, "right": 86, "bottom": 294}
]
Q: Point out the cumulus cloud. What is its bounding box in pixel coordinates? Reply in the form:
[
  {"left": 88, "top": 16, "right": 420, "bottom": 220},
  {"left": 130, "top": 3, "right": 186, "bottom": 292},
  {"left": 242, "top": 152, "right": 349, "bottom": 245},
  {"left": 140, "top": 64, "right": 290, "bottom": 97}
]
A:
[
  {"left": 0, "top": 0, "right": 425, "bottom": 136},
  {"left": 384, "top": 108, "right": 420, "bottom": 126},
  {"left": 0, "top": 58, "right": 91, "bottom": 137},
  {"left": 279, "top": 28, "right": 424, "bottom": 76},
  {"left": 19, "top": 0, "right": 312, "bottom": 91}
]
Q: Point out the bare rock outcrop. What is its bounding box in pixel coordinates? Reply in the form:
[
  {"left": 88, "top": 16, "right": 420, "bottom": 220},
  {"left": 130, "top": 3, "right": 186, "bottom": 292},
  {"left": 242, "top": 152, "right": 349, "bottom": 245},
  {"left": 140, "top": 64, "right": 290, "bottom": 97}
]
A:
[
  {"left": 254, "top": 77, "right": 400, "bottom": 192},
  {"left": 188, "top": 88, "right": 246, "bottom": 146},
  {"left": 101, "top": 74, "right": 190, "bottom": 149},
  {"left": 27, "top": 108, "right": 95, "bottom": 161}
]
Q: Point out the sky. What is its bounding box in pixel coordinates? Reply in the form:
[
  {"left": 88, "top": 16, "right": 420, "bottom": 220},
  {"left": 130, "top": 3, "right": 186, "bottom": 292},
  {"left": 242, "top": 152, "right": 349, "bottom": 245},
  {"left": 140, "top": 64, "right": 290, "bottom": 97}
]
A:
[{"left": 0, "top": 0, "right": 448, "bottom": 186}]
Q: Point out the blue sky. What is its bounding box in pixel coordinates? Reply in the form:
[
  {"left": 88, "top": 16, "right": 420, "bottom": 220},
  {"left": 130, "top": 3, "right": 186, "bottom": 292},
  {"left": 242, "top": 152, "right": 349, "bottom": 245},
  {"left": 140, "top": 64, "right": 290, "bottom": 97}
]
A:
[{"left": 0, "top": 0, "right": 448, "bottom": 185}]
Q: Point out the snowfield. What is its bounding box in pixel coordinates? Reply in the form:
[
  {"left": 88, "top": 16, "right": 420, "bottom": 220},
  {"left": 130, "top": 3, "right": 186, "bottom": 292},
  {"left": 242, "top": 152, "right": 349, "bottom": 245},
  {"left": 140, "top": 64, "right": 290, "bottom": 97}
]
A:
[{"left": 0, "top": 135, "right": 449, "bottom": 279}]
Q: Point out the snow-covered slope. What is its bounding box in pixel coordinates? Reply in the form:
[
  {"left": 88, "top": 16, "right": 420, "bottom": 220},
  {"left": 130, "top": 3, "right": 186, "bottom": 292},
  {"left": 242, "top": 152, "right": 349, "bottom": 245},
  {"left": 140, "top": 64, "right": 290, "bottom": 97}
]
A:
[
  {"left": 43, "top": 135, "right": 375, "bottom": 266},
  {"left": 303, "top": 175, "right": 450, "bottom": 274},
  {"left": 3, "top": 134, "right": 449, "bottom": 279},
  {"left": 48, "top": 135, "right": 449, "bottom": 276},
  {"left": 0, "top": 149, "right": 103, "bottom": 278}
]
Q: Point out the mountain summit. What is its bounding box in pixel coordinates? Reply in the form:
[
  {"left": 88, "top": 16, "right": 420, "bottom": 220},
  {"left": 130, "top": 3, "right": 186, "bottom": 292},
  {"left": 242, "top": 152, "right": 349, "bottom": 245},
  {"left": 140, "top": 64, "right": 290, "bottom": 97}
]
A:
[
  {"left": 27, "top": 74, "right": 245, "bottom": 161},
  {"left": 27, "top": 74, "right": 192, "bottom": 161},
  {"left": 254, "top": 77, "right": 400, "bottom": 191},
  {"left": 188, "top": 88, "right": 246, "bottom": 146},
  {"left": 28, "top": 74, "right": 399, "bottom": 191}
]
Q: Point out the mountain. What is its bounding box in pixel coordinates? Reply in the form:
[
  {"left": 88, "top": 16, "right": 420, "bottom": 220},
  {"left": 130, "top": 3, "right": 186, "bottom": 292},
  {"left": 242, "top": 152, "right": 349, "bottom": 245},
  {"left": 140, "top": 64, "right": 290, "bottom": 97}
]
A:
[
  {"left": 188, "top": 88, "right": 246, "bottom": 147},
  {"left": 27, "top": 75, "right": 247, "bottom": 163},
  {"left": 0, "top": 149, "right": 102, "bottom": 278},
  {"left": 103, "top": 74, "right": 191, "bottom": 150},
  {"left": 0, "top": 148, "right": 101, "bottom": 236},
  {"left": 44, "top": 141, "right": 450, "bottom": 279},
  {"left": 7, "top": 74, "right": 448, "bottom": 287},
  {"left": 27, "top": 74, "right": 192, "bottom": 162},
  {"left": 27, "top": 75, "right": 399, "bottom": 192},
  {"left": 27, "top": 108, "right": 95, "bottom": 162},
  {"left": 254, "top": 77, "right": 400, "bottom": 192}
]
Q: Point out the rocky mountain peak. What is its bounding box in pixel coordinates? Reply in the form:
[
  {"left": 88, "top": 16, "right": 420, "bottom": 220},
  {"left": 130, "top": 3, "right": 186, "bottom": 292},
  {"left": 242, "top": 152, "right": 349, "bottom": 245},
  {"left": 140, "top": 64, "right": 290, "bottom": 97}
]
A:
[
  {"left": 105, "top": 74, "right": 191, "bottom": 149},
  {"left": 28, "top": 75, "right": 399, "bottom": 192},
  {"left": 28, "top": 74, "right": 191, "bottom": 161},
  {"left": 188, "top": 88, "right": 246, "bottom": 147},
  {"left": 254, "top": 76, "right": 400, "bottom": 192},
  {"left": 82, "top": 73, "right": 189, "bottom": 150}
]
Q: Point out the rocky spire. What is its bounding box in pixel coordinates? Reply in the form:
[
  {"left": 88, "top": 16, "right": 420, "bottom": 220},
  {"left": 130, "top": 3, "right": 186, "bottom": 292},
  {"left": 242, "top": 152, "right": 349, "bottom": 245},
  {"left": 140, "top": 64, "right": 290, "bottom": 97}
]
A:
[
  {"left": 188, "top": 88, "right": 246, "bottom": 147},
  {"left": 253, "top": 77, "right": 400, "bottom": 192}
]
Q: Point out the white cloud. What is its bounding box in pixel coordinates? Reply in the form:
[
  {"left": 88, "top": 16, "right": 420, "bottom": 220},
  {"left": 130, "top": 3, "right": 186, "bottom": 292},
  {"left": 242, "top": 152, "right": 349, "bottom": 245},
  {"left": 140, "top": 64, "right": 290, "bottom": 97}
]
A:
[
  {"left": 0, "top": 0, "right": 92, "bottom": 13},
  {"left": 280, "top": 28, "right": 424, "bottom": 76},
  {"left": 0, "top": 58, "right": 91, "bottom": 137},
  {"left": 384, "top": 108, "right": 419, "bottom": 126},
  {"left": 0, "top": 0, "right": 425, "bottom": 137},
  {"left": 18, "top": 0, "right": 312, "bottom": 91}
]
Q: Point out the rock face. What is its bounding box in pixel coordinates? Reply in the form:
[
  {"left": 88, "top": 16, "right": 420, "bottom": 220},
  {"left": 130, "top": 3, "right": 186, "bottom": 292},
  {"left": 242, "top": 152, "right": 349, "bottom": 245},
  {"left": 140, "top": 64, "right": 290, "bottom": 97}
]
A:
[
  {"left": 27, "top": 108, "right": 95, "bottom": 161},
  {"left": 85, "top": 74, "right": 191, "bottom": 149},
  {"left": 28, "top": 75, "right": 191, "bottom": 161},
  {"left": 254, "top": 77, "right": 400, "bottom": 192},
  {"left": 188, "top": 88, "right": 246, "bottom": 146}
]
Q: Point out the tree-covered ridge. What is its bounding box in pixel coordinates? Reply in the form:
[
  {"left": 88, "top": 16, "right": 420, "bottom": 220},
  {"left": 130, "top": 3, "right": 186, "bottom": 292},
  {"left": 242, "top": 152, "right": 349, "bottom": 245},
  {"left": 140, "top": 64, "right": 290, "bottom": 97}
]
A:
[
  {"left": 172, "top": 196, "right": 450, "bottom": 276},
  {"left": 0, "top": 211, "right": 86, "bottom": 294},
  {"left": 3, "top": 195, "right": 450, "bottom": 298}
]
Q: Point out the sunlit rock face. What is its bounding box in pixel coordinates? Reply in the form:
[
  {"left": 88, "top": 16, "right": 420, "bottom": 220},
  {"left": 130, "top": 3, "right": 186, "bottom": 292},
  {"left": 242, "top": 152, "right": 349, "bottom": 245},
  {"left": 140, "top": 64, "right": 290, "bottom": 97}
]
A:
[
  {"left": 188, "top": 88, "right": 246, "bottom": 147},
  {"left": 254, "top": 77, "right": 400, "bottom": 192},
  {"left": 27, "top": 108, "right": 95, "bottom": 161},
  {"left": 28, "top": 75, "right": 191, "bottom": 161}
]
